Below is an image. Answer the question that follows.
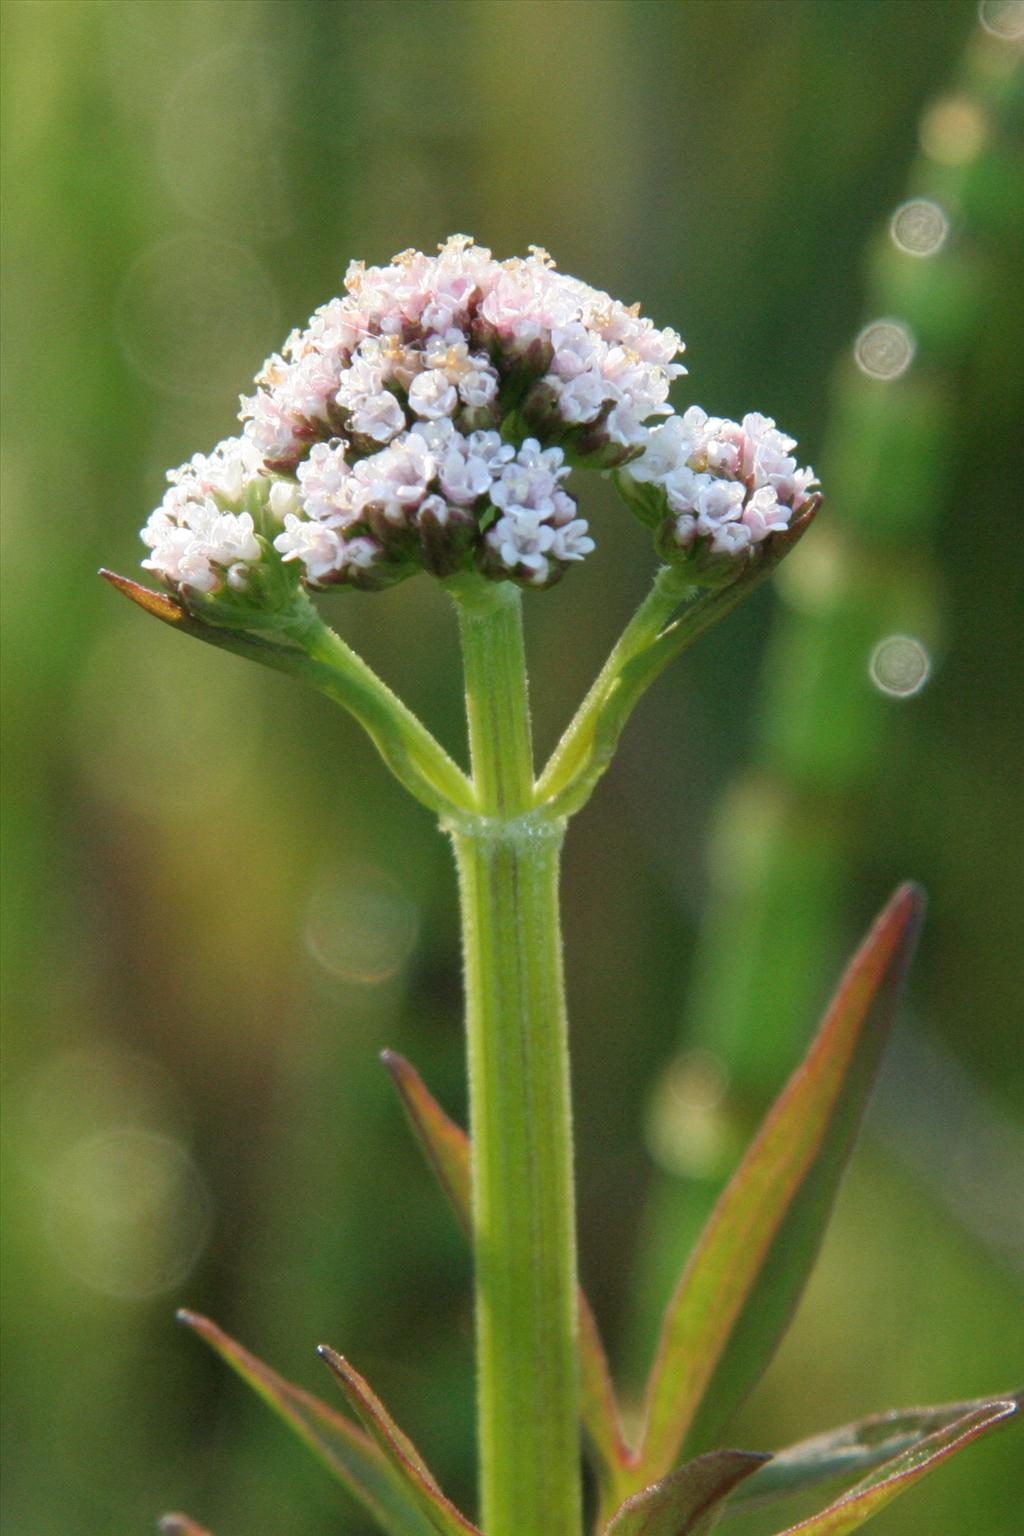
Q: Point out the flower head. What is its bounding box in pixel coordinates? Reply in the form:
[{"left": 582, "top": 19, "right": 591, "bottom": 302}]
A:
[
  {"left": 137, "top": 237, "right": 818, "bottom": 605},
  {"left": 617, "top": 405, "right": 820, "bottom": 581}
]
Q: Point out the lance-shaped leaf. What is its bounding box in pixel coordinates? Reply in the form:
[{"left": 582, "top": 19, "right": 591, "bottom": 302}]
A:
[
  {"left": 767, "top": 1395, "right": 1020, "bottom": 1534},
  {"left": 636, "top": 884, "right": 925, "bottom": 1478},
  {"left": 721, "top": 1393, "right": 1022, "bottom": 1516},
  {"left": 604, "top": 1450, "right": 771, "bottom": 1536},
  {"left": 158, "top": 1518, "right": 215, "bottom": 1536},
  {"left": 178, "top": 1311, "right": 438, "bottom": 1536},
  {"left": 381, "top": 1051, "right": 635, "bottom": 1490},
  {"left": 318, "top": 1345, "right": 480, "bottom": 1536}
]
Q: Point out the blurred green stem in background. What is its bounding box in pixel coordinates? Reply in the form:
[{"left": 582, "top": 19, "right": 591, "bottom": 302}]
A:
[{"left": 629, "top": 25, "right": 1024, "bottom": 1379}]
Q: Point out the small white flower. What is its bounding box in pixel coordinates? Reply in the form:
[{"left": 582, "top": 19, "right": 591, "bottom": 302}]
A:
[
  {"left": 695, "top": 478, "right": 745, "bottom": 528},
  {"left": 297, "top": 440, "right": 358, "bottom": 526},
  {"left": 408, "top": 369, "right": 459, "bottom": 420},
  {"left": 549, "top": 518, "right": 595, "bottom": 562},
  {"left": 274, "top": 519, "right": 350, "bottom": 583},
  {"left": 354, "top": 435, "right": 436, "bottom": 523},
  {"left": 709, "top": 520, "right": 754, "bottom": 556},
  {"left": 465, "top": 430, "right": 515, "bottom": 470},
  {"left": 268, "top": 480, "right": 300, "bottom": 521},
  {"left": 740, "top": 485, "right": 791, "bottom": 543},
  {"left": 487, "top": 508, "right": 557, "bottom": 585},
  {"left": 436, "top": 438, "right": 494, "bottom": 507}
]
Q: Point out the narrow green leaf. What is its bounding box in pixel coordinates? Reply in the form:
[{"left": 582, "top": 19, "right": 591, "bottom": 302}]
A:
[
  {"left": 158, "top": 1517, "right": 215, "bottom": 1536},
  {"left": 722, "top": 1393, "right": 1021, "bottom": 1515},
  {"left": 604, "top": 1451, "right": 771, "bottom": 1536},
  {"left": 381, "top": 1051, "right": 472, "bottom": 1235},
  {"left": 767, "top": 1396, "right": 1020, "bottom": 1534},
  {"left": 178, "top": 1311, "right": 438, "bottom": 1536},
  {"left": 637, "top": 884, "right": 925, "bottom": 1477},
  {"left": 381, "top": 1051, "right": 635, "bottom": 1488},
  {"left": 318, "top": 1345, "right": 480, "bottom": 1536}
]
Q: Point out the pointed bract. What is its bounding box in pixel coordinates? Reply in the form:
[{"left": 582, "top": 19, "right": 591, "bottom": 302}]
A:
[
  {"left": 381, "top": 1051, "right": 635, "bottom": 1492},
  {"left": 767, "top": 1396, "right": 1020, "bottom": 1534},
  {"left": 635, "top": 885, "right": 925, "bottom": 1480},
  {"left": 177, "top": 1311, "right": 438, "bottom": 1536},
  {"left": 100, "top": 568, "right": 186, "bottom": 625},
  {"left": 723, "top": 1393, "right": 1023, "bottom": 1516},
  {"left": 604, "top": 1450, "right": 771, "bottom": 1536},
  {"left": 318, "top": 1345, "right": 481, "bottom": 1536}
]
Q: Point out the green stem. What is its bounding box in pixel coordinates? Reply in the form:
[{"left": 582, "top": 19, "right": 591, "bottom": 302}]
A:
[
  {"left": 536, "top": 564, "right": 694, "bottom": 804},
  {"left": 448, "top": 577, "right": 582, "bottom": 1536},
  {"left": 298, "top": 609, "right": 475, "bottom": 814}
]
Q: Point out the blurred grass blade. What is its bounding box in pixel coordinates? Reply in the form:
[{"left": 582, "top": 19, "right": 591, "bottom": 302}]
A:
[
  {"left": 722, "top": 1394, "right": 1022, "bottom": 1515},
  {"left": 158, "top": 1518, "right": 215, "bottom": 1536},
  {"left": 604, "top": 1450, "right": 770, "bottom": 1536},
  {"left": 318, "top": 1345, "right": 480, "bottom": 1536},
  {"left": 637, "top": 884, "right": 925, "bottom": 1476},
  {"left": 382, "top": 1051, "right": 635, "bottom": 1487},
  {"left": 178, "top": 1311, "right": 438, "bottom": 1536},
  {"left": 766, "top": 1396, "right": 1020, "bottom": 1534}
]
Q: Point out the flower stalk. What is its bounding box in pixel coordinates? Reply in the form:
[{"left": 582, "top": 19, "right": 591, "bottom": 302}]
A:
[
  {"left": 449, "top": 574, "right": 581, "bottom": 1536},
  {"left": 111, "top": 239, "right": 1014, "bottom": 1536}
]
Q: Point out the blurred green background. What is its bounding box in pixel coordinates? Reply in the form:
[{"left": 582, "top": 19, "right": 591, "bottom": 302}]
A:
[{"left": 2, "top": 1, "right": 1022, "bottom": 1533}]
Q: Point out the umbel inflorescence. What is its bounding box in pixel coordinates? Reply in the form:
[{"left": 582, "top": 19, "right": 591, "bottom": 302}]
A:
[{"left": 140, "top": 236, "right": 818, "bottom": 602}]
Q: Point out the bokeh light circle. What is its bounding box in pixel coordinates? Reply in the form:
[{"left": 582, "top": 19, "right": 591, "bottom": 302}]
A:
[
  {"left": 978, "top": 0, "right": 1024, "bottom": 39},
  {"left": 115, "top": 235, "right": 279, "bottom": 398},
  {"left": 159, "top": 46, "right": 293, "bottom": 239},
  {"left": 854, "top": 319, "right": 916, "bottom": 381},
  {"left": 869, "top": 635, "right": 932, "bottom": 698},
  {"left": 304, "top": 863, "right": 419, "bottom": 985},
  {"left": 45, "top": 1128, "right": 212, "bottom": 1299},
  {"left": 890, "top": 199, "right": 949, "bottom": 258}
]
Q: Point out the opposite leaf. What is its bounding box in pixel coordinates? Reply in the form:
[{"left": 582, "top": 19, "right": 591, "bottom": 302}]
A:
[
  {"left": 768, "top": 1396, "right": 1020, "bottom": 1535},
  {"left": 636, "top": 884, "right": 925, "bottom": 1479},
  {"left": 722, "top": 1393, "right": 1022, "bottom": 1515},
  {"left": 381, "top": 1051, "right": 635, "bottom": 1491},
  {"left": 318, "top": 1345, "right": 480, "bottom": 1536},
  {"left": 604, "top": 1451, "right": 771, "bottom": 1536},
  {"left": 178, "top": 1311, "right": 438, "bottom": 1536}
]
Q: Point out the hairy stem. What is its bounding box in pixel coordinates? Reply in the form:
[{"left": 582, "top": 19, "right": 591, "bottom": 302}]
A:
[{"left": 448, "top": 576, "right": 582, "bottom": 1536}]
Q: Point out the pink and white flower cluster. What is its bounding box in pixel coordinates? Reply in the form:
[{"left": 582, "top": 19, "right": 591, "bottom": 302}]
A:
[
  {"left": 271, "top": 421, "right": 594, "bottom": 588},
  {"left": 141, "top": 435, "right": 281, "bottom": 595},
  {"left": 140, "top": 238, "right": 815, "bottom": 598},
  {"left": 227, "top": 236, "right": 681, "bottom": 589},
  {"left": 622, "top": 407, "right": 818, "bottom": 559}
]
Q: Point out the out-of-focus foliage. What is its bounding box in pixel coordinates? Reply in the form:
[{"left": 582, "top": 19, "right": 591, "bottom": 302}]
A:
[{"left": 2, "top": 3, "right": 1021, "bottom": 1535}]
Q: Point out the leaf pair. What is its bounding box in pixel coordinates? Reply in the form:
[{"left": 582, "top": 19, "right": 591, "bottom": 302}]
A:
[
  {"left": 178, "top": 1311, "right": 478, "bottom": 1536},
  {"left": 386, "top": 882, "right": 1018, "bottom": 1535},
  {"left": 178, "top": 884, "right": 1019, "bottom": 1536},
  {"left": 726, "top": 1392, "right": 1022, "bottom": 1532}
]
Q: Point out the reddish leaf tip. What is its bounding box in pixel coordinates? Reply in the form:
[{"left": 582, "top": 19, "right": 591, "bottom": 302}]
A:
[
  {"left": 317, "top": 1343, "right": 350, "bottom": 1377},
  {"left": 380, "top": 1048, "right": 411, "bottom": 1079},
  {"left": 176, "top": 1308, "right": 217, "bottom": 1341},
  {"left": 100, "top": 568, "right": 185, "bottom": 624}
]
